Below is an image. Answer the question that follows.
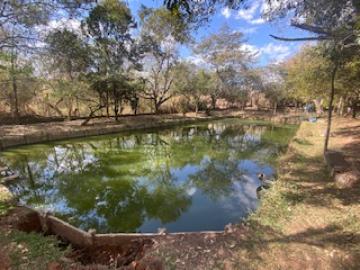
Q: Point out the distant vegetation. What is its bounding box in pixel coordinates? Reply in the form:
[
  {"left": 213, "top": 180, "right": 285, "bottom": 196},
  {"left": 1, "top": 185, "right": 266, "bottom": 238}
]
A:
[{"left": 0, "top": 0, "right": 358, "bottom": 130}]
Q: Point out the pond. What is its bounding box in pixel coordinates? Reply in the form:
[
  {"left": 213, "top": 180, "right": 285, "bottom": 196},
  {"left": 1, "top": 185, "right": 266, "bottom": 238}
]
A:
[{"left": 0, "top": 119, "right": 297, "bottom": 233}]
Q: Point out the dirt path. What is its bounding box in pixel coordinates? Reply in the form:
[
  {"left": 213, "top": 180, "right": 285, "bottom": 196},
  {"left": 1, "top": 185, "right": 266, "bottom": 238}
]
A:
[{"left": 143, "top": 117, "right": 360, "bottom": 270}]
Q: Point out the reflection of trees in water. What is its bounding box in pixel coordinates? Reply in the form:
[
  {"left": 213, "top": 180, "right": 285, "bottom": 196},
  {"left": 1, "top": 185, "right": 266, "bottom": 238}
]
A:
[
  {"left": 0, "top": 120, "right": 296, "bottom": 232},
  {"left": 189, "top": 158, "right": 241, "bottom": 200}
]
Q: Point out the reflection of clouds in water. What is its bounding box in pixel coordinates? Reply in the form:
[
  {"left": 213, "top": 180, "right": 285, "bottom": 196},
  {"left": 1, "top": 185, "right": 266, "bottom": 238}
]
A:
[
  {"left": 218, "top": 160, "right": 273, "bottom": 216},
  {"left": 186, "top": 186, "right": 197, "bottom": 196},
  {"left": 207, "top": 123, "right": 226, "bottom": 135},
  {"left": 46, "top": 146, "right": 97, "bottom": 174},
  {"left": 223, "top": 179, "right": 258, "bottom": 213}
]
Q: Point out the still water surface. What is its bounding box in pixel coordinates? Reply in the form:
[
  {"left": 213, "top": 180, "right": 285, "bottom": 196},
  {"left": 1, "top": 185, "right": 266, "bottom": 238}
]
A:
[{"left": 0, "top": 119, "right": 296, "bottom": 233}]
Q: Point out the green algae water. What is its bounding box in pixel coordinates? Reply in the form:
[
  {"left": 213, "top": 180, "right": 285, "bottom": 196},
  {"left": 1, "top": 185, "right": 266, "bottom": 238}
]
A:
[{"left": 0, "top": 119, "right": 296, "bottom": 233}]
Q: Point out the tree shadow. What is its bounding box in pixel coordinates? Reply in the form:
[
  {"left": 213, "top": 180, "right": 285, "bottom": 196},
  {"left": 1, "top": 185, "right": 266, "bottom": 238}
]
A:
[
  {"left": 229, "top": 222, "right": 360, "bottom": 270},
  {"left": 278, "top": 150, "right": 359, "bottom": 207}
]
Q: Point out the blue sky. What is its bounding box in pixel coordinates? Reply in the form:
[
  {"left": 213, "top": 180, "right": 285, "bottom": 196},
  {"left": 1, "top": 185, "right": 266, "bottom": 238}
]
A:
[{"left": 125, "top": 0, "right": 313, "bottom": 66}]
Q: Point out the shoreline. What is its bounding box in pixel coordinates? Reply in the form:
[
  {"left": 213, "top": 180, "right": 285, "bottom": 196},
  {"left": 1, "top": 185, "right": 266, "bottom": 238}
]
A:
[{"left": 0, "top": 110, "right": 302, "bottom": 150}]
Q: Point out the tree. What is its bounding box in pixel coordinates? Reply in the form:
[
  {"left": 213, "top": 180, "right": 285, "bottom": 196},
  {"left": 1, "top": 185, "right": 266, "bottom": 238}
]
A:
[
  {"left": 261, "top": 64, "right": 288, "bottom": 113},
  {"left": 163, "top": 0, "right": 245, "bottom": 27},
  {"left": 173, "top": 62, "right": 214, "bottom": 114},
  {"left": 337, "top": 54, "right": 360, "bottom": 117},
  {"left": 165, "top": 0, "right": 360, "bottom": 153},
  {"left": 138, "top": 7, "right": 190, "bottom": 113},
  {"left": 82, "top": 0, "right": 140, "bottom": 120},
  {"left": 265, "top": 0, "right": 359, "bottom": 153},
  {"left": 282, "top": 46, "right": 332, "bottom": 114},
  {"left": 45, "top": 29, "right": 92, "bottom": 118},
  {"left": 195, "top": 25, "right": 254, "bottom": 109},
  {"left": 0, "top": 51, "right": 37, "bottom": 118},
  {"left": 0, "top": 0, "right": 95, "bottom": 50}
]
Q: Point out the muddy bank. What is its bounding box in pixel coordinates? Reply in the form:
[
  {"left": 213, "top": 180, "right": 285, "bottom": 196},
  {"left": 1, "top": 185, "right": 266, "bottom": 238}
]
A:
[{"left": 0, "top": 110, "right": 302, "bottom": 150}]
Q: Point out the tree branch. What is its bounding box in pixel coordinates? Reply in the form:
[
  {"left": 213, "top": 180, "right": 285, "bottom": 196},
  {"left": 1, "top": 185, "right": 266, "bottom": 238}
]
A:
[{"left": 269, "top": 34, "right": 331, "bottom": 42}]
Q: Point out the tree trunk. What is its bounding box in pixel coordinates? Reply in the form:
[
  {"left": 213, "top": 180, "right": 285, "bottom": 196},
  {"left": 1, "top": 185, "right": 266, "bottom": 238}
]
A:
[
  {"left": 11, "top": 50, "right": 19, "bottom": 120},
  {"left": 67, "top": 100, "right": 73, "bottom": 119},
  {"left": 81, "top": 105, "right": 104, "bottom": 126},
  {"left": 106, "top": 90, "right": 110, "bottom": 118},
  {"left": 114, "top": 99, "right": 119, "bottom": 121},
  {"left": 195, "top": 98, "right": 199, "bottom": 116},
  {"left": 210, "top": 95, "right": 216, "bottom": 110},
  {"left": 154, "top": 100, "right": 160, "bottom": 114},
  {"left": 337, "top": 96, "right": 344, "bottom": 116},
  {"left": 324, "top": 63, "right": 338, "bottom": 154},
  {"left": 352, "top": 101, "right": 357, "bottom": 118},
  {"left": 273, "top": 101, "right": 278, "bottom": 114}
]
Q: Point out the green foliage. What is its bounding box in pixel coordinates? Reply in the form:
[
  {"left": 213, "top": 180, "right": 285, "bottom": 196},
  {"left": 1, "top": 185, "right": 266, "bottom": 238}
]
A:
[
  {"left": 283, "top": 45, "right": 332, "bottom": 102},
  {"left": 194, "top": 25, "right": 255, "bottom": 107},
  {"left": 139, "top": 7, "right": 191, "bottom": 44},
  {"left": 46, "top": 29, "right": 91, "bottom": 78}
]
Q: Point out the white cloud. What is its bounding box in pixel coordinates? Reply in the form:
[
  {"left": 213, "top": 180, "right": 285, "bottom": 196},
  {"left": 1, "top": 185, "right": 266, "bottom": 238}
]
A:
[
  {"left": 238, "top": 26, "right": 258, "bottom": 34},
  {"left": 236, "top": 2, "right": 260, "bottom": 21},
  {"left": 185, "top": 55, "right": 207, "bottom": 66},
  {"left": 250, "top": 18, "right": 265, "bottom": 25},
  {"left": 260, "top": 43, "right": 291, "bottom": 63},
  {"left": 35, "top": 18, "right": 82, "bottom": 36},
  {"left": 240, "top": 43, "right": 260, "bottom": 57},
  {"left": 221, "top": 7, "right": 231, "bottom": 19},
  {"left": 235, "top": 1, "right": 267, "bottom": 25}
]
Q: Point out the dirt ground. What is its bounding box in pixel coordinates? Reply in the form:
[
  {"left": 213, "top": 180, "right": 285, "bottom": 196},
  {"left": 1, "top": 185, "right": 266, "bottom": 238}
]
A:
[{"left": 0, "top": 116, "right": 359, "bottom": 270}]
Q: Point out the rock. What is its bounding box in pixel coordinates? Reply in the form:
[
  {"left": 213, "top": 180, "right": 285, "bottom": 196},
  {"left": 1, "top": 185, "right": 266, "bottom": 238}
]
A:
[
  {"left": 224, "top": 223, "right": 234, "bottom": 234},
  {"left": 157, "top": 228, "right": 167, "bottom": 235},
  {"left": 335, "top": 171, "right": 360, "bottom": 188},
  {"left": 324, "top": 151, "right": 349, "bottom": 175}
]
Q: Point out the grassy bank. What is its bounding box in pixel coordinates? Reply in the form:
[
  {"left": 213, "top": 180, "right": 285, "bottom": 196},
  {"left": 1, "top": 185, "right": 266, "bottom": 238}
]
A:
[{"left": 236, "top": 118, "right": 360, "bottom": 269}]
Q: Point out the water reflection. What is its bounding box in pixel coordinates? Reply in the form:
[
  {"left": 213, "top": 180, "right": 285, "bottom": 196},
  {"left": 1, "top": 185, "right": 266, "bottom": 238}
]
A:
[{"left": 0, "top": 119, "right": 296, "bottom": 233}]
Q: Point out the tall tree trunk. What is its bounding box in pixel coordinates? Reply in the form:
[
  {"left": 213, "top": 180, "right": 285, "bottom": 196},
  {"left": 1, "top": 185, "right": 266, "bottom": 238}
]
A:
[
  {"left": 67, "top": 99, "right": 73, "bottom": 119},
  {"left": 154, "top": 100, "right": 160, "bottom": 114},
  {"left": 351, "top": 100, "right": 357, "bottom": 118},
  {"left": 273, "top": 101, "right": 278, "bottom": 114},
  {"left": 337, "top": 96, "right": 344, "bottom": 116},
  {"left": 324, "top": 63, "right": 338, "bottom": 154},
  {"left": 210, "top": 95, "right": 216, "bottom": 110},
  {"left": 106, "top": 90, "right": 110, "bottom": 118},
  {"left": 11, "top": 50, "right": 19, "bottom": 120}
]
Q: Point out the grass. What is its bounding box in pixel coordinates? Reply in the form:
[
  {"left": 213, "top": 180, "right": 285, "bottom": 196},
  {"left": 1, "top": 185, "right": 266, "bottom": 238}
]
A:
[
  {"left": 243, "top": 119, "right": 360, "bottom": 269},
  {"left": 0, "top": 185, "right": 13, "bottom": 216},
  {"left": 0, "top": 185, "right": 69, "bottom": 270},
  {"left": 0, "top": 230, "right": 70, "bottom": 270}
]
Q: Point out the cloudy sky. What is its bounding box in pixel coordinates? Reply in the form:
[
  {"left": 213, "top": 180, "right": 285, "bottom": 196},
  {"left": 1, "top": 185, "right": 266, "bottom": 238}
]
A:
[{"left": 124, "top": 0, "right": 313, "bottom": 66}]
